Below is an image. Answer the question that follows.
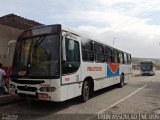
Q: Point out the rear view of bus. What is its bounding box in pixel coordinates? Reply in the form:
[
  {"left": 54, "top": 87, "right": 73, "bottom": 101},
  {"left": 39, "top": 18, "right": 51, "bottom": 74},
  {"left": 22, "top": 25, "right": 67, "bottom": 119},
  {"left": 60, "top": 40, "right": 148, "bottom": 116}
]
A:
[{"left": 140, "top": 61, "right": 156, "bottom": 76}]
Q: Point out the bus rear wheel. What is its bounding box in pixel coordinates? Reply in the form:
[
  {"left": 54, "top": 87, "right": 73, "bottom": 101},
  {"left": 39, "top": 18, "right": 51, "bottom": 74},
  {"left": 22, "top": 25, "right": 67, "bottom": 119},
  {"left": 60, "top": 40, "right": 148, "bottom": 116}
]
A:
[
  {"left": 119, "top": 74, "right": 124, "bottom": 88},
  {"left": 81, "top": 80, "right": 90, "bottom": 102}
]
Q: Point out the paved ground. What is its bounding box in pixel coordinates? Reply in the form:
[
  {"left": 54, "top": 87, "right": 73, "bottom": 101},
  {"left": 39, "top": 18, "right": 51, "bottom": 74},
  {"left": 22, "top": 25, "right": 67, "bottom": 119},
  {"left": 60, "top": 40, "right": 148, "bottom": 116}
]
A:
[{"left": 0, "top": 70, "right": 160, "bottom": 120}]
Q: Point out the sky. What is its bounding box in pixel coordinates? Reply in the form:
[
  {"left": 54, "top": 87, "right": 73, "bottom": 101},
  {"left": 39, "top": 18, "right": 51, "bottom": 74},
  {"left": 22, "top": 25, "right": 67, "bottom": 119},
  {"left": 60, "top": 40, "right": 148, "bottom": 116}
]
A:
[{"left": 0, "top": 0, "right": 160, "bottom": 58}]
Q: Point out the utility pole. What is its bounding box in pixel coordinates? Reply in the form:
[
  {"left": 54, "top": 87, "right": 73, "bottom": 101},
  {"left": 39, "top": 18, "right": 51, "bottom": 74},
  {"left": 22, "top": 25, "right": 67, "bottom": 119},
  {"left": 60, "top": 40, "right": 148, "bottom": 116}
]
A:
[{"left": 113, "top": 38, "right": 116, "bottom": 46}]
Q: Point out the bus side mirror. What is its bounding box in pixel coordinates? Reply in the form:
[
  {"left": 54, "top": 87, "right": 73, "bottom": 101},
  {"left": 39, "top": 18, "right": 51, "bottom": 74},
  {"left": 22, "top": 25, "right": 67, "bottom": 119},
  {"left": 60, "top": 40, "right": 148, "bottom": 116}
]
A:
[
  {"left": 68, "top": 40, "right": 74, "bottom": 50},
  {"left": 62, "top": 36, "right": 66, "bottom": 62},
  {"left": 8, "top": 40, "right": 16, "bottom": 55},
  {"left": 8, "top": 45, "right": 10, "bottom": 55}
]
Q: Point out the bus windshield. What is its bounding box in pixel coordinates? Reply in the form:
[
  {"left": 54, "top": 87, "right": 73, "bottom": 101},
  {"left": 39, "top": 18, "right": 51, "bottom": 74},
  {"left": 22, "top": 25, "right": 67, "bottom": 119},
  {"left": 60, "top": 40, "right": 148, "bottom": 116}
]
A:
[
  {"left": 140, "top": 62, "right": 153, "bottom": 71},
  {"left": 12, "top": 35, "right": 60, "bottom": 78}
]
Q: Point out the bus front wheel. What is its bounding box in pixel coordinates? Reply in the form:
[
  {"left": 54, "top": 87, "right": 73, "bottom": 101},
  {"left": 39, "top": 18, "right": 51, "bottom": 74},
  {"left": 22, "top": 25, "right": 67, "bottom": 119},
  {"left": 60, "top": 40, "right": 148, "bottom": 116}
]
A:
[{"left": 81, "top": 80, "right": 90, "bottom": 102}]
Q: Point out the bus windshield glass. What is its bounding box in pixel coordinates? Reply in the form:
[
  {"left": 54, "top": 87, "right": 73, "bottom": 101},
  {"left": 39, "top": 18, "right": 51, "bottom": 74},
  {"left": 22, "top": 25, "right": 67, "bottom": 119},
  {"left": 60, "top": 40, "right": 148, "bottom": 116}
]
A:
[
  {"left": 140, "top": 62, "right": 153, "bottom": 71},
  {"left": 12, "top": 35, "right": 60, "bottom": 78}
]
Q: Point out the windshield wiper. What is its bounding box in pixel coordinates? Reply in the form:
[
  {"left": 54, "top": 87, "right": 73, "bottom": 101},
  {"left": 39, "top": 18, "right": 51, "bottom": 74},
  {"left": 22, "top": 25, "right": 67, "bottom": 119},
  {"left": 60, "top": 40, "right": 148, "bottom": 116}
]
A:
[{"left": 34, "top": 36, "right": 46, "bottom": 48}]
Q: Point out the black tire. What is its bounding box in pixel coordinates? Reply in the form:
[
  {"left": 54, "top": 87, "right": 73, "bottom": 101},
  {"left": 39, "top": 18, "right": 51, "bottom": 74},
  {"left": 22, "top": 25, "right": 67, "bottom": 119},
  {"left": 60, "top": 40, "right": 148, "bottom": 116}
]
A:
[
  {"left": 119, "top": 74, "right": 124, "bottom": 88},
  {"left": 81, "top": 80, "right": 90, "bottom": 102}
]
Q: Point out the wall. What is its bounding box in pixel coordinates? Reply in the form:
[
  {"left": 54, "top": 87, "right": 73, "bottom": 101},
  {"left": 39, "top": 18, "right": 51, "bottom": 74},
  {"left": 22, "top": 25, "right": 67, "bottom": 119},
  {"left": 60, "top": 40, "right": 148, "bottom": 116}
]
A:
[{"left": 0, "top": 24, "right": 23, "bottom": 66}]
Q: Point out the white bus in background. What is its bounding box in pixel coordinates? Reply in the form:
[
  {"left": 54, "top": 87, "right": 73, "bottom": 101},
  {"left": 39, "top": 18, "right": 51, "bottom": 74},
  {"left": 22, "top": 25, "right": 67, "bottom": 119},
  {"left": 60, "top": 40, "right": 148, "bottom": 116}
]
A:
[
  {"left": 1, "top": 40, "right": 16, "bottom": 82},
  {"left": 140, "top": 61, "right": 156, "bottom": 76},
  {"left": 7, "top": 40, "right": 16, "bottom": 65},
  {"left": 9, "top": 24, "right": 132, "bottom": 102}
]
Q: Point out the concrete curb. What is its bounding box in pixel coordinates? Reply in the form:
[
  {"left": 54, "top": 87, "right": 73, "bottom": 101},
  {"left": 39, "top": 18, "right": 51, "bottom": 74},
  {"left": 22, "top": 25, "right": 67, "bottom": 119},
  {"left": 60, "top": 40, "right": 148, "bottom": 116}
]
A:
[{"left": 0, "top": 94, "right": 22, "bottom": 106}]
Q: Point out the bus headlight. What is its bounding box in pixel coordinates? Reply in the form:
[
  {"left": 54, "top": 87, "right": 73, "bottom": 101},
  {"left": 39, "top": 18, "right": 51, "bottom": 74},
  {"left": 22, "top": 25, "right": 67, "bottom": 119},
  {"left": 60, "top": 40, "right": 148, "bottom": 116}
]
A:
[{"left": 39, "top": 87, "right": 56, "bottom": 92}]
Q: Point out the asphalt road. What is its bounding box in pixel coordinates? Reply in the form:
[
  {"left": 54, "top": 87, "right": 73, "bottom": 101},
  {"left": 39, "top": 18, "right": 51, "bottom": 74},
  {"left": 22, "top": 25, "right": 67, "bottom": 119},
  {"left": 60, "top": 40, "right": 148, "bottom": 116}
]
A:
[{"left": 0, "top": 70, "right": 160, "bottom": 120}]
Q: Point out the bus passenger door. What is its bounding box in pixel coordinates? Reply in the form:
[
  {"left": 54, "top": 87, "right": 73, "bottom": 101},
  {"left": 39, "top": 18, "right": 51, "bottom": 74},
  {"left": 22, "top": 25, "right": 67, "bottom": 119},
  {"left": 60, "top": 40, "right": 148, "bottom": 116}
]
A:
[{"left": 61, "top": 34, "right": 81, "bottom": 99}]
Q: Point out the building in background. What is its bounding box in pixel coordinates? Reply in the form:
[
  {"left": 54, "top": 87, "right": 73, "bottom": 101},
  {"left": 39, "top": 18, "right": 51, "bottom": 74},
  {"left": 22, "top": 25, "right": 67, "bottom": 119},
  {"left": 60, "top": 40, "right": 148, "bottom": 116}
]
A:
[{"left": 0, "top": 13, "right": 43, "bottom": 80}]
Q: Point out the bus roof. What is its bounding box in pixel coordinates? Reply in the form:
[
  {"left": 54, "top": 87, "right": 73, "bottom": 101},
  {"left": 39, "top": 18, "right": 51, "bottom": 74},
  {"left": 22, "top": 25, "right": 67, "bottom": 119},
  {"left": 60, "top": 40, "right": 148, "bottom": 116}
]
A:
[
  {"left": 24, "top": 24, "right": 131, "bottom": 55},
  {"left": 61, "top": 24, "right": 131, "bottom": 55}
]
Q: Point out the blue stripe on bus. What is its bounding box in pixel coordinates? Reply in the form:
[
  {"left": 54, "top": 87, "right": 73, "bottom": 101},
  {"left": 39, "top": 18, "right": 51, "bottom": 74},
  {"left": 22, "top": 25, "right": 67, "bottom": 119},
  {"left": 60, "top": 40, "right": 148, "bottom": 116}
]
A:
[{"left": 107, "top": 64, "right": 120, "bottom": 77}]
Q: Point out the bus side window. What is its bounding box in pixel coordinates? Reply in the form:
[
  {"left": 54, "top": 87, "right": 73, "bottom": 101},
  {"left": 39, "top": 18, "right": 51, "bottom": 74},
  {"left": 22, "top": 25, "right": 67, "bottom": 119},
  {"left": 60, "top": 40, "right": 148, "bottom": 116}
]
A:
[
  {"left": 62, "top": 38, "right": 80, "bottom": 74},
  {"left": 122, "top": 52, "right": 125, "bottom": 64},
  {"left": 82, "top": 40, "right": 94, "bottom": 62},
  {"left": 114, "top": 49, "right": 119, "bottom": 63},
  {"left": 119, "top": 52, "right": 123, "bottom": 64},
  {"left": 124, "top": 53, "right": 127, "bottom": 64},
  {"left": 94, "top": 43, "right": 105, "bottom": 63},
  {"left": 105, "top": 46, "right": 111, "bottom": 63},
  {"left": 127, "top": 54, "right": 131, "bottom": 64},
  {"left": 129, "top": 54, "right": 132, "bottom": 64},
  {"left": 111, "top": 49, "right": 115, "bottom": 63},
  {"left": 126, "top": 54, "right": 129, "bottom": 64},
  {"left": 117, "top": 51, "right": 120, "bottom": 63}
]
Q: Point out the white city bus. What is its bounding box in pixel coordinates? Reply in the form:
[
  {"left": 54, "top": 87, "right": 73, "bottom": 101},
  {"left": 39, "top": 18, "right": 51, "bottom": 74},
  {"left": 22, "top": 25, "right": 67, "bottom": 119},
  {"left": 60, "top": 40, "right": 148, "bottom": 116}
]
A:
[
  {"left": 140, "top": 61, "right": 156, "bottom": 76},
  {"left": 9, "top": 24, "right": 132, "bottom": 102}
]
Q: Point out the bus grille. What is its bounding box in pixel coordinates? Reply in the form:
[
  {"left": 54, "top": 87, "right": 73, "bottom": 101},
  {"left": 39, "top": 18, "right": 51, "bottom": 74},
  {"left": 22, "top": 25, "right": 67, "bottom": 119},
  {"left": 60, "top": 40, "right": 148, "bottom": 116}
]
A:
[
  {"left": 142, "top": 69, "right": 150, "bottom": 72},
  {"left": 17, "top": 86, "right": 37, "bottom": 92}
]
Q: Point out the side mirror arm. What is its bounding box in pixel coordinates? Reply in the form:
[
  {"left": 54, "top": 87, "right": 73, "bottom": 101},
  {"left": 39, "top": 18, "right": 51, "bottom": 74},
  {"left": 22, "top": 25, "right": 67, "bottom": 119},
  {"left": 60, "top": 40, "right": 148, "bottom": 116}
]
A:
[{"left": 62, "top": 36, "right": 66, "bottom": 62}]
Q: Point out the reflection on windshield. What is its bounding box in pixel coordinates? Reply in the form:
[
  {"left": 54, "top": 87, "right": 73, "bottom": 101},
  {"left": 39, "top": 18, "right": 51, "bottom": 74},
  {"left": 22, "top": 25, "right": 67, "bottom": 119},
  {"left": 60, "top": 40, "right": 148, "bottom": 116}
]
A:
[
  {"left": 12, "top": 35, "right": 60, "bottom": 78},
  {"left": 21, "top": 39, "right": 31, "bottom": 65}
]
